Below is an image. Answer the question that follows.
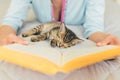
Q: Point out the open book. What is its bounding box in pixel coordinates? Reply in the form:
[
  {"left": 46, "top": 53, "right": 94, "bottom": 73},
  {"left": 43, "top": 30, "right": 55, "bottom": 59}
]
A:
[{"left": 0, "top": 40, "right": 120, "bottom": 75}]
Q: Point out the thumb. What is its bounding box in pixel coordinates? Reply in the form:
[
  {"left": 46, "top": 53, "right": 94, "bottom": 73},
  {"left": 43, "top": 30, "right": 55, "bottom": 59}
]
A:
[
  {"left": 97, "top": 41, "right": 110, "bottom": 46},
  {"left": 14, "top": 37, "right": 29, "bottom": 45},
  {"left": 96, "top": 36, "right": 112, "bottom": 46}
]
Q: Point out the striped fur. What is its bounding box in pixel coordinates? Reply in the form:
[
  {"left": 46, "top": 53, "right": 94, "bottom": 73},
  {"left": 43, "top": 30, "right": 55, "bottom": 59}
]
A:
[{"left": 22, "top": 22, "right": 83, "bottom": 48}]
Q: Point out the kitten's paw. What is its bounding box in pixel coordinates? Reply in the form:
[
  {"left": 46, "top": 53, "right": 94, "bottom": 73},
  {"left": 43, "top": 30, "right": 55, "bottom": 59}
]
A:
[
  {"left": 58, "top": 43, "right": 69, "bottom": 48},
  {"left": 31, "top": 37, "right": 40, "bottom": 42},
  {"left": 22, "top": 33, "right": 29, "bottom": 37},
  {"left": 63, "top": 45, "right": 71, "bottom": 48},
  {"left": 50, "top": 40, "right": 57, "bottom": 47},
  {"left": 62, "top": 44, "right": 68, "bottom": 48},
  {"left": 51, "top": 43, "right": 57, "bottom": 47}
]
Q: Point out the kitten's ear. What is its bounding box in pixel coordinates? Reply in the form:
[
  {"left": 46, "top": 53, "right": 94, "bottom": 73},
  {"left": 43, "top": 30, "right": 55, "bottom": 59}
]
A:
[{"left": 59, "top": 23, "right": 66, "bottom": 33}]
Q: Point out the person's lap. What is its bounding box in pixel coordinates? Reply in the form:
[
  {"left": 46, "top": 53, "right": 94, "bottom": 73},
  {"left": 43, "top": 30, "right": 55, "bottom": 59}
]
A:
[
  {"left": 0, "top": 21, "right": 120, "bottom": 80},
  {"left": 0, "top": 57, "right": 120, "bottom": 80}
]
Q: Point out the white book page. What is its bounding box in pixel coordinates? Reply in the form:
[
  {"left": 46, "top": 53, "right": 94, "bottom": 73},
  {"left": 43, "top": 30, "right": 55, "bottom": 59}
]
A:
[
  {"left": 61, "top": 45, "right": 116, "bottom": 66},
  {"left": 4, "top": 42, "right": 61, "bottom": 66}
]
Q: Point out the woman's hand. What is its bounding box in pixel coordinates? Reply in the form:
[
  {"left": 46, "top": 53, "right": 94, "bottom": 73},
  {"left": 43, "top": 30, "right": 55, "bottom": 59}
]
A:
[
  {"left": 88, "top": 32, "right": 120, "bottom": 46},
  {"left": 0, "top": 25, "right": 28, "bottom": 46}
]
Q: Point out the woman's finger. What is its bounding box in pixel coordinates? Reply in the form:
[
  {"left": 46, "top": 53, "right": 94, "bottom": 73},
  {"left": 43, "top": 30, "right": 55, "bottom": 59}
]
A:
[
  {"left": 8, "top": 34, "right": 29, "bottom": 45},
  {"left": 96, "top": 34, "right": 118, "bottom": 46}
]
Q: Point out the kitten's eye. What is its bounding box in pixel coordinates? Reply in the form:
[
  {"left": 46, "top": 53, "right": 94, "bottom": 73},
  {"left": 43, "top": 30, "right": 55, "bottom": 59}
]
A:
[
  {"left": 63, "top": 33, "right": 74, "bottom": 43},
  {"left": 64, "top": 35, "right": 74, "bottom": 43}
]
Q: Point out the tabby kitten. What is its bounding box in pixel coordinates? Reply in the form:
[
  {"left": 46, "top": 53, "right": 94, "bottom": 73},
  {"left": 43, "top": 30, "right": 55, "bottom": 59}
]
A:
[{"left": 22, "top": 22, "right": 84, "bottom": 48}]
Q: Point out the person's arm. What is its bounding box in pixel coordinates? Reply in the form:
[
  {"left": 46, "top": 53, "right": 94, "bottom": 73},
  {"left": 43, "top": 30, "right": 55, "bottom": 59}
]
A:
[
  {"left": 0, "top": 0, "right": 31, "bottom": 45},
  {"left": 83, "top": 0, "right": 105, "bottom": 39},
  {"left": 1, "top": 0, "right": 31, "bottom": 31},
  {"left": 83, "top": 0, "right": 120, "bottom": 46},
  {"left": 88, "top": 32, "right": 120, "bottom": 46}
]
